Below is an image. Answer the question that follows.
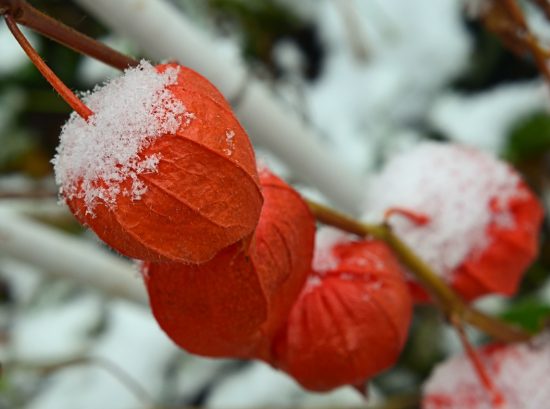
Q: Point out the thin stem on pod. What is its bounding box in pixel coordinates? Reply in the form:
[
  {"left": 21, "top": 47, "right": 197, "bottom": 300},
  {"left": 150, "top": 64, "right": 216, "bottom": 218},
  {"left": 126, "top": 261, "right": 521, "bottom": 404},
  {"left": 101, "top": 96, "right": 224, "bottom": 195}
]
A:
[
  {"left": 4, "top": 15, "right": 93, "bottom": 120},
  {"left": 451, "top": 315, "right": 506, "bottom": 407},
  {"left": 1, "top": 0, "right": 138, "bottom": 70}
]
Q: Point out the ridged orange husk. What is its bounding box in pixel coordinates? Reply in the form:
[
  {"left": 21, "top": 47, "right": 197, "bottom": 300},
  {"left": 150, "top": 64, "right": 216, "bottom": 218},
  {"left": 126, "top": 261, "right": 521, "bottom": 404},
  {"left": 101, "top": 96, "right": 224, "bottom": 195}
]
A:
[
  {"left": 272, "top": 240, "right": 412, "bottom": 391},
  {"left": 450, "top": 183, "right": 544, "bottom": 300},
  {"left": 143, "top": 169, "right": 316, "bottom": 358},
  {"left": 251, "top": 169, "right": 316, "bottom": 360},
  {"left": 66, "top": 64, "right": 263, "bottom": 264}
]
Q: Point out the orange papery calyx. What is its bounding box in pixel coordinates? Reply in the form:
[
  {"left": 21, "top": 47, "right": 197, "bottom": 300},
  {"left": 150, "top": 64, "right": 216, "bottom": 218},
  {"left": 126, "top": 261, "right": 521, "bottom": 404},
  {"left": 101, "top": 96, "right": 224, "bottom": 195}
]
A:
[
  {"left": 53, "top": 62, "right": 263, "bottom": 264},
  {"left": 422, "top": 333, "right": 550, "bottom": 409},
  {"left": 143, "top": 169, "right": 316, "bottom": 359},
  {"left": 270, "top": 230, "right": 413, "bottom": 391},
  {"left": 363, "top": 142, "right": 544, "bottom": 303}
]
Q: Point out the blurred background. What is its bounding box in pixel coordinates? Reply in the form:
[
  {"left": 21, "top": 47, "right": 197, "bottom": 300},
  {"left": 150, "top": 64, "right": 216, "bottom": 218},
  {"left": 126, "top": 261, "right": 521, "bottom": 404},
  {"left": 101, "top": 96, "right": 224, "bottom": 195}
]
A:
[{"left": 0, "top": 0, "right": 549, "bottom": 408}]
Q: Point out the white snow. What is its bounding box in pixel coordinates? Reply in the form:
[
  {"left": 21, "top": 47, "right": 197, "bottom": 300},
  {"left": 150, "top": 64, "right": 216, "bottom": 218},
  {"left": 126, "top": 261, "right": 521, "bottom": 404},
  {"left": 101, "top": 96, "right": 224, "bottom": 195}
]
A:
[
  {"left": 52, "top": 60, "right": 186, "bottom": 214},
  {"left": 312, "top": 226, "right": 354, "bottom": 272},
  {"left": 27, "top": 301, "right": 179, "bottom": 409},
  {"left": 423, "top": 333, "right": 550, "bottom": 409},
  {"left": 224, "top": 129, "right": 236, "bottom": 156},
  {"left": 363, "top": 142, "right": 522, "bottom": 280},
  {"left": 430, "top": 82, "right": 550, "bottom": 154},
  {"left": 206, "top": 361, "right": 367, "bottom": 409},
  {"left": 12, "top": 295, "right": 102, "bottom": 363},
  {"left": 305, "top": 0, "right": 471, "bottom": 174}
]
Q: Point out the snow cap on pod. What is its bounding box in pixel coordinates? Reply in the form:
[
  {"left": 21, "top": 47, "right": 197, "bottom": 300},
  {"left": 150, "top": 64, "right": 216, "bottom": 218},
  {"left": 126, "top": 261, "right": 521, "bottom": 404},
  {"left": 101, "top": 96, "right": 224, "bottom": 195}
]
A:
[
  {"left": 54, "top": 61, "right": 263, "bottom": 264},
  {"left": 363, "top": 142, "right": 543, "bottom": 300}
]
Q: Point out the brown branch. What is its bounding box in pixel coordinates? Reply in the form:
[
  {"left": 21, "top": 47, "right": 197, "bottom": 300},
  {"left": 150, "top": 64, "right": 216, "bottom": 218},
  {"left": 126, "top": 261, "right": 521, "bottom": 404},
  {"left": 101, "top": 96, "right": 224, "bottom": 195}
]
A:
[
  {"left": 1, "top": 0, "right": 138, "bottom": 70},
  {"left": 532, "top": 0, "right": 550, "bottom": 21},
  {"left": 7, "top": 356, "right": 155, "bottom": 406},
  {"left": 480, "top": 0, "right": 550, "bottom": 84},
  {"left": 306, "top": 199, "right": 532, "bottom": 343},
  {"left": 0, "top": 190, "right": 57, "bottom": 199}
]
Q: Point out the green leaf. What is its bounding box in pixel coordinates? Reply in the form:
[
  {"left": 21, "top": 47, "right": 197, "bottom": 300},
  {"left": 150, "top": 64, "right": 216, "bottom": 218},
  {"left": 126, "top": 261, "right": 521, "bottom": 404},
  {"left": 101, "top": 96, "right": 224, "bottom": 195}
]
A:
[
  {"left": 501, "top": 297, "right": 550, "bottom": 332},
  {"left": 504, "top": 112, "right": 550, "bottom": 163}
]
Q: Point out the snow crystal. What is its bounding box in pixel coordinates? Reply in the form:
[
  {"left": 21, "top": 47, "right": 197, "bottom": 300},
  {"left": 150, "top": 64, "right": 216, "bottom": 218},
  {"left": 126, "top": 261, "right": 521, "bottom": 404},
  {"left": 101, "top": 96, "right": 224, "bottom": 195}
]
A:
[
  {"left": 312, "top": 226, "right": 354, "bottom": 273},
  {"left": 362, "top": 142, "right": 522, "bottom": 281},
  {"left": 423, "top": 334, "right": 550, "bottom": 409},
  {"left": 52, "top": 60, "right": 186, "bottom": 214},
  {"left": 224, "top": 129, "right": 236, "bottom": 156},
  {"left": 303, "top": 275, "right": 322, "bottom": 294}
]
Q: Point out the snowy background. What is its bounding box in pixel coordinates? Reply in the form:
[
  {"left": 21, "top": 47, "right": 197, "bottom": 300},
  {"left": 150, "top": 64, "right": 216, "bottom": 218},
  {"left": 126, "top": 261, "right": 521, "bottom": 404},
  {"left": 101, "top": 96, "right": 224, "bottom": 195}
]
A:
[{"left": 1, "top": 0, "right": 550, "bottom": 408}]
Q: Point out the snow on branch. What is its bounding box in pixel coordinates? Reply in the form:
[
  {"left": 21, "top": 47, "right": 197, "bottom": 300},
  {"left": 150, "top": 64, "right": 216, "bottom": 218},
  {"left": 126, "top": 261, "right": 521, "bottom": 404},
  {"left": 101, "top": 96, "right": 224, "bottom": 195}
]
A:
[{"left": 0, "top": 201, "right": 147, "bottom": 304}]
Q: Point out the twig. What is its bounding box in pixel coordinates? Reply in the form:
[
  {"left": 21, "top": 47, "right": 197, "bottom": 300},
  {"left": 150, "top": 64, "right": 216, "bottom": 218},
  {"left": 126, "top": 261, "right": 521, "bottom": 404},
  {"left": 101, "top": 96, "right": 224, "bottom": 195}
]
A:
[
  {"left": 450, "top": 315, "right": 505, "bottom": 407},
  {"left": 306, "top": 199, "right": 532, "bottom": 343},
  {"left": 531, "top": 0, "right": 550, "bottom": 21},
  {"left": 4, "top": 14, "right": 94, "bottom": 120},
  {"left": 0, "top": 0, "right": 138, "bottom": 70},
  {"left": 479, "top": 0, "right": 550, "bottom": 84},
  {"left": 334, "top": 0, "right": 369, "bottom": 62},
  {"left": 0, "top": 190, "right": 57, "bottom": 199},
  {"left": 7, "top": 356, "right": 155, "bottom": 407}
]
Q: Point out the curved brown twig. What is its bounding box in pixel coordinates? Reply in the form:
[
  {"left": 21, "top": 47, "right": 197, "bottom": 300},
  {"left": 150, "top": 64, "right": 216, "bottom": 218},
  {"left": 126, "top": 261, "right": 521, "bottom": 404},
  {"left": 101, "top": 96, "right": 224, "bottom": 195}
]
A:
[{"left": 1, "top": 0, "right": 138, "bottom": 70}]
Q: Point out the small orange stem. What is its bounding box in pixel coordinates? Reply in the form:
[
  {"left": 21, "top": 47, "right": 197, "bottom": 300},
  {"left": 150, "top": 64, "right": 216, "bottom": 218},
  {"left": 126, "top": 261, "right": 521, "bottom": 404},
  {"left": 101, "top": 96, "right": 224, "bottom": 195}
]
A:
[
  {"left": 384, "top": 207, "right": 430, "bottom": 225},
  {"left": 452, "top": 316, "right": 506, "bottom": 408},
  {"left": 4, "top": 15, "right": 94, "bottom": 120}
]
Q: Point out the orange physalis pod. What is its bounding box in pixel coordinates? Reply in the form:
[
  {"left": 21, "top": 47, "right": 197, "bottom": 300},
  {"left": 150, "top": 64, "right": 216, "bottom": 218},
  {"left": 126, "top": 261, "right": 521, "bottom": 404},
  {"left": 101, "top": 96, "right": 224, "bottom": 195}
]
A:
[
  {"left": 54, "top": 61, "right": 262, "bottom": 264},
  {"left": 363, "top": 142, "right": 544, "bottom": 302},
  {"left": 142, "top": 241, "right": 268, "bottom": 358},
  {"left": 451, "top": 182, "right": 543, "bottom": 300},
  {"left": 271, "top": 233, "right": 412, "bottom": 391},
  {"left": 143, "top": 169, "right": 315, "bottom": 359},
  {"left": 423, "top": 333, "right": 550, "bottom": 409},
  {"left": 251, "top": 169, "right": 316, "bottom": 360}
]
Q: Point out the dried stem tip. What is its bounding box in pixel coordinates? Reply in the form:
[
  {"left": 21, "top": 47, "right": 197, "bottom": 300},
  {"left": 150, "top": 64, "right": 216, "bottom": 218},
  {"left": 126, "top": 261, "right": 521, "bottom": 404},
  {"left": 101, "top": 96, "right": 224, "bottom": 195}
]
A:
[{"left": 4, "top": 15, "right": 94, "bottom": 120}]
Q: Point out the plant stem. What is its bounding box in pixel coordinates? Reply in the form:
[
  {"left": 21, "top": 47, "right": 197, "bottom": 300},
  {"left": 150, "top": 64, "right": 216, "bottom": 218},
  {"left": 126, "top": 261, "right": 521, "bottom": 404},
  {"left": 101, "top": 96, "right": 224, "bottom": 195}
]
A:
[
  {"left": 4, "top": 15, "right": 93, "bottom": 120},
  {"left": 306, "top": 199, "right": 532, "bottom": 343},
  {"left": 451, "top": 315, "right": 505, "bottom": 407},
  {"left": 497, "top": 0, "right": 550, "bottom": 83},
  {"left": 0, "top": 0, "right": 138, "bottom": 70}
]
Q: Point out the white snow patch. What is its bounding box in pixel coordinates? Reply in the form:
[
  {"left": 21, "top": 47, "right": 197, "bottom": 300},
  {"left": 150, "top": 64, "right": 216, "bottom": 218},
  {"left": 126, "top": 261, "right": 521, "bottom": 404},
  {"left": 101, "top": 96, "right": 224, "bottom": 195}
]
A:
[
  {"left": 305, "top": 0, "right": 471, "bottom": 173},
  {"left": 206, "top": 361, "right": 366, "bottom": 409},
  {"left": 303, "top": 275, "right": 323, "bottom": 294},
  {"left": 224, "top": 129, "right": 236, "bottom": 156},
  {"left": 12, "top": 295, "right": 102, "bottom": 363},
  {"left": 0, "top": 258, "right": 42, "bottom": 305},
  {"left": 363, "top": 142, "right": 522, "bottom": 281},
  {"left": 430, "top": 82, "right": 549, "bottom": 154},
  {"left": 172, "top": 356, "right": 237, "bottom": 401},
  {"left": 423, "top": 333, "right": 550, "bottom": 409},
  {"left": 312, "top": 226, "right": 354, "bottom": 272},
  {"left": 52, "top": 60, "right": 186, "bottom": 214},
  {"left": 27, "top": 300, "right": 179, "bottom": 409}
]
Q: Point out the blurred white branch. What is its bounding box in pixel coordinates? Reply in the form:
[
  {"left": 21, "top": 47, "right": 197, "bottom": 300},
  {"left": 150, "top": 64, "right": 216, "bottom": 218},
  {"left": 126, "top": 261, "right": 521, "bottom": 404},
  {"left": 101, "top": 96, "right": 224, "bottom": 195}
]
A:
[
  {"left": 0, "top": 201, "right": 147, "bottom": 304},
  {"left": 72, "top": 0, "right": 365, "bottom": 214}
]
